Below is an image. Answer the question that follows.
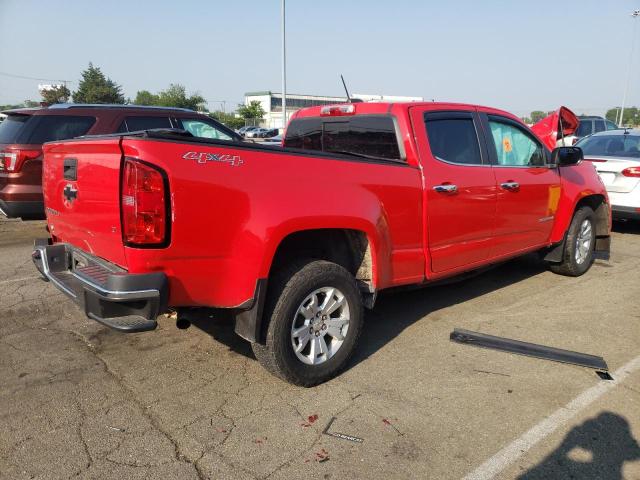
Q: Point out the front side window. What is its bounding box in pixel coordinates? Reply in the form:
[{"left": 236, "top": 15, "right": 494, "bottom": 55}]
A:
[
  {"left": 424, "top": 116, "right": 483, "bottom": 165},
  {"left": 284, "top": 115, "right": 401, "bottom": 161},
  {"left": 17, "top": 115, "right": 95, "bottom": 144},
  {"left": 175, "top": 118, "right": 233, "bottom": 141},
  {"left": 488, "top": 120, "right": 545, "bottom": 167},
  {"left": 594, "top": 120, "right": 606, "bottom": 133}
]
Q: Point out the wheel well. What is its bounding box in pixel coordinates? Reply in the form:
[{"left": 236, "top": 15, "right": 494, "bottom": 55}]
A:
[
  {"left": 576, "top": 194, "right": 609, "bottom": 237},
  {"left": 270, "top": 229, "right": 374, "bottom": 293}
]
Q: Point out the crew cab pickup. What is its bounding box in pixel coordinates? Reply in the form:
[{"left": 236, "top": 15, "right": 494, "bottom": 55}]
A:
[{"left": 33, "top": 102, "right": 611, "bottom": 386}]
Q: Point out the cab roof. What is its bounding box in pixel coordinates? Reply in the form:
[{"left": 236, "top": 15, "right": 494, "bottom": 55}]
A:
[{"left": 291, "top": 101, "right": 519, "bottom": 121}]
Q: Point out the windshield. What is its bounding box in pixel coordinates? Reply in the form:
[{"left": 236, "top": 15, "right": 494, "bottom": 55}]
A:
[
  {"left": 576, "top": 134, "right": 640, "bottom": 158},
  {"left": 0, "top": 114, "right": 30, "bottom": 143}
]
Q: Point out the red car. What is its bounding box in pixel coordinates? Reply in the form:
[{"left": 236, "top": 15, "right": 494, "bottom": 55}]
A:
[
  {"left": 33, "top": 102, "right": 610, "bottom": 386},
  {"left": 0, "top": 104, "right": 241, "bottom": 219}
]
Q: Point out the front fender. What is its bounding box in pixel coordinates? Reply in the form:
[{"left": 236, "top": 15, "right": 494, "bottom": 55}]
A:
[{"left": 549, "top": 163, "right": 610, "bottom": 244}]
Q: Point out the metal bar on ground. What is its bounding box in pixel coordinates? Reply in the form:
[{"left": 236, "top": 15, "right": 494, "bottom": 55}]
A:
[{"left": 450, "top": 328, "right": 608, "bottom": 371}]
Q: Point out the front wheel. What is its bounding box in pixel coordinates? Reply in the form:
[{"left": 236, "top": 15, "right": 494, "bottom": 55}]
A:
[
  {"left": 252, "top": 259, "right": 363, "bottom": 387},
  {"left": 549, "top": 206, "right": 596, "bottom": 276}
]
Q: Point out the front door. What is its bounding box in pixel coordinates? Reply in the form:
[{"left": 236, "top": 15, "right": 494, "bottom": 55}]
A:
[
  {"left": 410, "top": 107, "right": 497, "bottom": 274},
  {"left": 479, "top": 112, "right": 561, "bottom": 257}
]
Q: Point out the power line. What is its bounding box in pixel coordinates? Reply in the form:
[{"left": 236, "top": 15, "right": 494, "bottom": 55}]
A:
[{"left": 0, "top": 71, "right": 72, "bottom": 84}]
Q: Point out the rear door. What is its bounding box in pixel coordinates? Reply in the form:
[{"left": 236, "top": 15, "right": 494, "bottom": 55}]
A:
[
  {"left": 479, "top": 112, "right": 560, "bottom": 256},
  {"left": 410, "top": 106, "right": 497, "bottom": 273},
  {"left": 43, "top": 138, "right": 127, "bottom": 267}
]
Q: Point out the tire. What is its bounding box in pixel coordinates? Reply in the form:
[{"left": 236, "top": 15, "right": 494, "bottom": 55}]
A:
[
  {"left": 549, "top": 206, "right": 596, "bottom": 277},
  {"left": 251, "top": 259, "right": 363, "bottom": 387}
]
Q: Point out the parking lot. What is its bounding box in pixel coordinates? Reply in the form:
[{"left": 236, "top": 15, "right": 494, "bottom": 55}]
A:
[{"left": 1, "top": 216, "right": 639, "bottom": 479}]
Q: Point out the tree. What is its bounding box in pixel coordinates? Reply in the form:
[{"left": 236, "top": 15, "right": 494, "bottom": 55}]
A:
[
  {"left": 209, "top": 111, "right": 244, "bottom": 130},
  {"left": 72, "top": 63, "right": 125, "bottom": 104},
  {"left": 530, "top": 111, "right": 547, "bottom": 123},
  {"left": 606, "top": 106, "right": 639, "bottom": 126},
  {"left": 40, "top": 85, "right": 70, "bottom": 105},
  {"left": 237, "top": 100, "right": 265, "bottom": 120},
  {"left": 134, "top": 90, "right": 159, "bottom": 106},
  {"left": 132, "top": 84, "right": 206, "bottom": 111},
  {"left": 605, "top": 108, "right": 619, "bottom": 123}
]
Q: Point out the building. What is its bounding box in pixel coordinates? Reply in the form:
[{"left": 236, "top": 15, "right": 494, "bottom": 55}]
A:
[{"left": 244, "top": 91, "right": 423, "bottom": 130}]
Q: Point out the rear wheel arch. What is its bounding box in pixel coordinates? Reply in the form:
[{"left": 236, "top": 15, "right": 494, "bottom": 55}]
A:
[{"left": 267, "top": 228, "right": 377, "bottom": 297}]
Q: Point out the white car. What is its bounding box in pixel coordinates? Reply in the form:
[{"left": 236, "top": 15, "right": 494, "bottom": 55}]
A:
[{"left": 576, "top": 129, "right": 640, "bottom": 220}]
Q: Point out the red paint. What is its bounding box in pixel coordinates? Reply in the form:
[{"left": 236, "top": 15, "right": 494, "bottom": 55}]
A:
[
  {"left": 41, "top": 102, "right": 609, "bottom": 311},
  {"left": 530, "top": 106, "right": 579, "bottom": 150}
]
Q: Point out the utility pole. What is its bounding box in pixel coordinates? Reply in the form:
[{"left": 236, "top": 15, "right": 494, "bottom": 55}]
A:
[
  {"left": 281, "top": 0, "right": 287, "bottom": 130},
  {"left": 619, "top": 9, "right": 640, "bottom": 126}
]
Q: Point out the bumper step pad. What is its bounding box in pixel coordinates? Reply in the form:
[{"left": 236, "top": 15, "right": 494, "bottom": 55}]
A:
[{"left": 32, "top": 239, "right": 166, "bottom": 333}]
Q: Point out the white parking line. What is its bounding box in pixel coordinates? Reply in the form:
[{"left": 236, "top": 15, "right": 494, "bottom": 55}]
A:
[
  {"left": 0, "top": 275, "right": 40, "bottom": 285},
  {"left": 464, "top": 355, "right": 640, "bottom": 480}
]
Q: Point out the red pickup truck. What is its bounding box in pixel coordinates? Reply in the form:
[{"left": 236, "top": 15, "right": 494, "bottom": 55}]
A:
[{"left": 33, "top": 102, "right": 611, "bottom": 386}]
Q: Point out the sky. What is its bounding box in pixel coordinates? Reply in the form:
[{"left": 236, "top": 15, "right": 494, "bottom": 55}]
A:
[{"left": 1, "top": 0, "right": 639, "bottom": 118}]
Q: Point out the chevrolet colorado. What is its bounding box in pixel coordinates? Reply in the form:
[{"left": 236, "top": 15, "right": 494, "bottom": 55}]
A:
[{"left": 33, "top": 102, "right": 611, "bottom": 386}]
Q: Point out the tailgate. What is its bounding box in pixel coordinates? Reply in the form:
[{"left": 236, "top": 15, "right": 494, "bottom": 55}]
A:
[{"left": 43, "top": 137, "right": 127, "bottom": 268}]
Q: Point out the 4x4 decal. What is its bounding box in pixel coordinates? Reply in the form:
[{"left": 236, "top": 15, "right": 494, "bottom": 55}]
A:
[{"left": 182, "top": 151, "right": 243, "bottom": 167}]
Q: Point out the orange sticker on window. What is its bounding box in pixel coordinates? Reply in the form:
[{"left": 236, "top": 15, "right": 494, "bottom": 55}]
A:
[{"left": 503, "top": 137, "right": 512, "bottom": 153}]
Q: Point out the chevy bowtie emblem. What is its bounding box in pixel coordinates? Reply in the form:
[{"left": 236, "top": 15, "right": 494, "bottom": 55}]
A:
[{"left": 63, "top": 183, "right": 78, "bottom": 203}]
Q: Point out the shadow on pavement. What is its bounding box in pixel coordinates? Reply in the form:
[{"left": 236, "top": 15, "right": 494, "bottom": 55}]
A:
[
  {"left": 517, "top": 412, "right": 640, "bottom": 480},
  {"left": 350, "top": 253, "right": 546, "bottom": 367},
  {"left": 186, "top": 252, "right": 548, "bottom": 369}
]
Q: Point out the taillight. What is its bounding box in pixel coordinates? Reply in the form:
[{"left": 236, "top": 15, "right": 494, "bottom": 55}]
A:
[
  {"left": 621, "top": 166, "right": 640, "bottom": 178},
  {"left": 0, "top": 149, "right": 41, "bottom": 172},
  {"left": 121, "top": 158, "right": 169, "bottom": 246},
  {"left": 320, "top": 104, "right": 355, "bottom": 116}
]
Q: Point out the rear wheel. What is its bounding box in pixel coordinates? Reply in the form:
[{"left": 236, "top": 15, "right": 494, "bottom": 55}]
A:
[
  {"left": 252, "top": 259, "right": 363, "bottom": 386},
  {"left": 549, "top": 206, "right": 596, "bottom": 276}
]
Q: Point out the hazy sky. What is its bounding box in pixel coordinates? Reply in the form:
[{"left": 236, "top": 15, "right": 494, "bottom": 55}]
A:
[{"left": 1, "top": 0, "right": 639, "bottom": 117}]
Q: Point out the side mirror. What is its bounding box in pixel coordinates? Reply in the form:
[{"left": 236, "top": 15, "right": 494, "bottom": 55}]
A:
[{"left": 551, "top": 146, "right": 583, "bottom": 167}]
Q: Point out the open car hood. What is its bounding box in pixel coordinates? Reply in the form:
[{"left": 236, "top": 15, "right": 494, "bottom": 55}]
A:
[{"left": 531, "top": 106, "right": 579, "bottom": 150}]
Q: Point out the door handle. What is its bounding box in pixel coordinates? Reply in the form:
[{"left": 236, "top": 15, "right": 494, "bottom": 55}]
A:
[
  {"left": 433, "top": 184, "right": 458, "bottom": 193},
  {"left": 500, "top": 182, "right": 520, "bottom": 191}
]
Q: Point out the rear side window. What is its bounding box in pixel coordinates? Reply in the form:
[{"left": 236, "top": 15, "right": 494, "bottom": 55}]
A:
[
  {"left": 119, "top": 116, "right": 172, "bottom": 132},
  {"left": 576, "top": 121, "right": 593, "bottom": 137},
  {"left": 424, "top": 115, "right": 483, "bottom": 165},
  {"left": 284, "top": 115, "right": 401, "bottom": 160},
  {"left": 16, "top": 115, "right": 95, "bottom": 144},
  {"left": 0, "top": 114, "right": 30, "bottom": 143}
]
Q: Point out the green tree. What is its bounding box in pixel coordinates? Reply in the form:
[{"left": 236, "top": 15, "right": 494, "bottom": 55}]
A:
[
  {"left": 605, "top": 108, "right": 619, "bottom": 123},
  {"left": 133, "top": 90, "right": 159, "bottom": 106},
  {"left": 521, "top": 117, "right": 532, "bottom": 125},
  {"left": 156, "top": 84, "right": 206, "bottom": 110},
  {"left": 530, "top": 111, "right": 547, "bottom": 123},
  {"left": 237, "top": 100, "right": 265, "bottom": 120},
  {"left": 41, "top": 85, "right": 70, "bottom": 105},
  {"left": 209, "top": 111, "right": 244, "bottom": 130},
  {"left": 72, "top": 63, "right": 125, "bottom": 104},
  {"left": 133, "top": 84, "right": 206, "bottom": 111}
]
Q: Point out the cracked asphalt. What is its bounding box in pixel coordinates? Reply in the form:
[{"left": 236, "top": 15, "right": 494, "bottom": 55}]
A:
[{"left": 1, "top": 216, "right": 639, "bottom": 479}]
